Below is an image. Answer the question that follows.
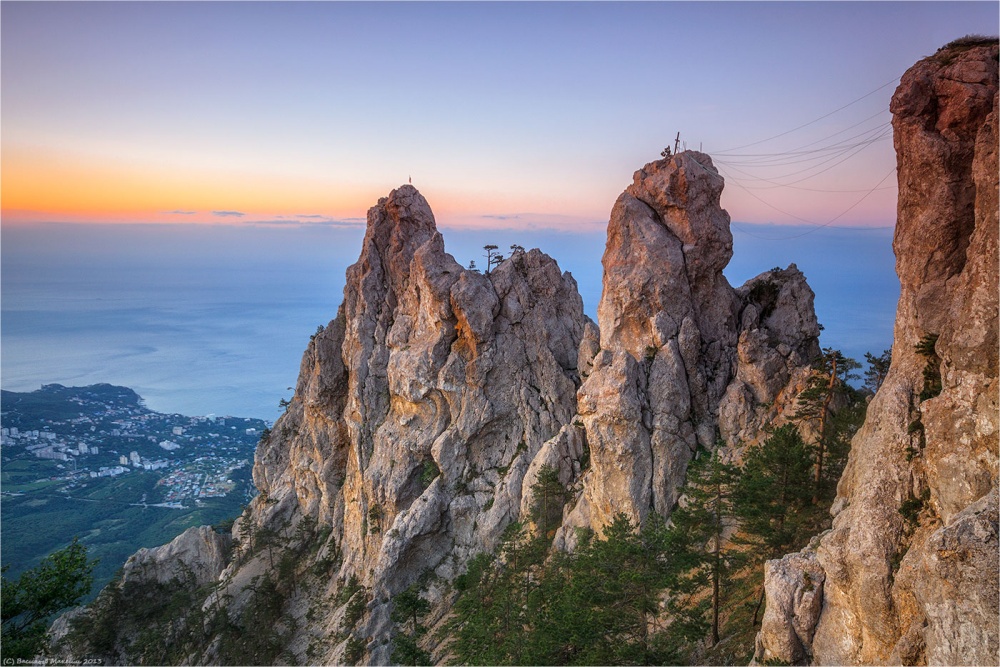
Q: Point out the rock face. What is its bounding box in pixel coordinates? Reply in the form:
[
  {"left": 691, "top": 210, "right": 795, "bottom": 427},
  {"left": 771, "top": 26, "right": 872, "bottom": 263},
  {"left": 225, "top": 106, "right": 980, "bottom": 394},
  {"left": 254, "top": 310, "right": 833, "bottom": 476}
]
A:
[
  {"left": 756, "top": 40, "right": 999, "bottom": 666},
  {"left": 121, "top": 525, "right": 232, "bottom": 587},
  {"left": 757, "top": 550, "right": 826, "bottom": 665},
  {"left": 559, "top": 152, "right": 820, "bottom": 547},
  {"left": 59, "top": 154, "right": 823, "bottom": 664},
  {"left": 246, "top": 184, "right": 592, "bottom": 664}
]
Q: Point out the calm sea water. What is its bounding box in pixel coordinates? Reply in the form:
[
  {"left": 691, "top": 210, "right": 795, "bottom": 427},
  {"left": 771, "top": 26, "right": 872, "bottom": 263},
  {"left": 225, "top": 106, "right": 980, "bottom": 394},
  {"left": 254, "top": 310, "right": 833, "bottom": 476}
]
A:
[{"left": 1, "top": 222, "right": 898, "bottom": 421}]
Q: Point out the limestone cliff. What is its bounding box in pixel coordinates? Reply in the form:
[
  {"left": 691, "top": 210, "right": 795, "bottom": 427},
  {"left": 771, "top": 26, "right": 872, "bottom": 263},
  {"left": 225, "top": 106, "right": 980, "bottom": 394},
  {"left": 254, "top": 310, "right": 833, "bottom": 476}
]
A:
[
  {"left": 57, "top": 153, "right": 823, "bottom": 665},
  {"left": 756, "top": 39, "right": 999, "bottom": 666},
  {"left": 558, "top": 151, "right": 820, "bottom": 548},
  {"left": 244, "top": 184, "right": 594, "bottom": 664}
]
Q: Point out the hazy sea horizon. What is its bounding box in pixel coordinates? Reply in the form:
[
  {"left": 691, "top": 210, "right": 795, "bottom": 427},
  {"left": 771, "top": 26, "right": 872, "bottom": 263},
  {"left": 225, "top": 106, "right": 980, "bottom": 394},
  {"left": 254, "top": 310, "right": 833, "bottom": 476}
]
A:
[{"left": 1, "top": 221, "right": 898, "bottom": 421}]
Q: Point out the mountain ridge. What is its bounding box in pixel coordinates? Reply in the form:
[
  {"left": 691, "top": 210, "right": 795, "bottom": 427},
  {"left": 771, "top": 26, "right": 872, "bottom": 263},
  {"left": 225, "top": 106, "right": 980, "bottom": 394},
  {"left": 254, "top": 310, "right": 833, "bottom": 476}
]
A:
[{"left": 50, "top": 42, "right": 998, "bottom": 666}]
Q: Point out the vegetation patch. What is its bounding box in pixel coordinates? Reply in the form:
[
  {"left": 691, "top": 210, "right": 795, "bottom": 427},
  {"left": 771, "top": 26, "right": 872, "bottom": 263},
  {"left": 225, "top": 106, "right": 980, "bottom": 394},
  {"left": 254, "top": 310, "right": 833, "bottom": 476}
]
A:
[
  {"left": 419, "top": 459, "right": 440, "bottom": 489},
  {"left": 899, "top": 488, "right": 931, "bottom": 527},
  {"left": 441, "top": 362, "right": 870, "bottom": 666},
  {"left": 747, "top": 278, "right": 781, "bottom": 320},
  {"left": 915, "top": 334, "right": 942, "bottom": 401}
]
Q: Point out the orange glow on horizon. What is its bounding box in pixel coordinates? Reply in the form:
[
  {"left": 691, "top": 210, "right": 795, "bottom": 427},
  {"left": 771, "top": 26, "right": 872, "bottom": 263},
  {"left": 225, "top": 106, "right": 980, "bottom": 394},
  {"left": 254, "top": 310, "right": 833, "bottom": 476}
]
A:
[
  {"left": 2, "top": 143, "right": 896, "bottom": 230},
  {"left": 1, "top": 143, "right": 382, "bottom": 224}
]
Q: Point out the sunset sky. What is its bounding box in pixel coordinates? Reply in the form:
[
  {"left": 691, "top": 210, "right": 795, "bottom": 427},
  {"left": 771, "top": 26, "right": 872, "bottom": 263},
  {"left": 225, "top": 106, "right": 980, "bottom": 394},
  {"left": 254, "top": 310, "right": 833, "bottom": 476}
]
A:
[{"left": 2, "top": 1, "right": 996, "bottom": 231}]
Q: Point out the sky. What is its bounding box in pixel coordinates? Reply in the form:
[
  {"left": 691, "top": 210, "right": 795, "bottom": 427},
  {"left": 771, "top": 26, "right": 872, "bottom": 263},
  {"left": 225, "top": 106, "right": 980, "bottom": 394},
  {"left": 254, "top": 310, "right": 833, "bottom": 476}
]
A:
[
  {"left": 1, "top": 2, "right": 996, "bottom": 418},
  {"left": 2, "top": 1, "right": 996, "bottom": 230}
]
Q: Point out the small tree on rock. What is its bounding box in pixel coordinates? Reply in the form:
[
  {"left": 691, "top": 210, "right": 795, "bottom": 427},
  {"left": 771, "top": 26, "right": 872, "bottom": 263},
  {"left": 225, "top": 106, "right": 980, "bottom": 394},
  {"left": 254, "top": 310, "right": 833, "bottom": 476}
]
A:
[
  {"left": 1, "top": 538, "right": 96, "bottom": 661},
  {"left": 483, "top": 245, "right": 504, "bottom": 274},
  {"left": 864, "top": 349, "right": 892, "bottom": 394},
  {"left": 794, "top": 348, "right": 860, "bottom": 502}
]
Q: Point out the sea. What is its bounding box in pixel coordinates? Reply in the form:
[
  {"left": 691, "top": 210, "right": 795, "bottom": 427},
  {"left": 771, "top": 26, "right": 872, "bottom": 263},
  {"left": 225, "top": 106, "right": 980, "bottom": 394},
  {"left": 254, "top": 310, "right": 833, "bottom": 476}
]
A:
[{"left": 1, "top": 221, "right": 898, "bottom": 422}]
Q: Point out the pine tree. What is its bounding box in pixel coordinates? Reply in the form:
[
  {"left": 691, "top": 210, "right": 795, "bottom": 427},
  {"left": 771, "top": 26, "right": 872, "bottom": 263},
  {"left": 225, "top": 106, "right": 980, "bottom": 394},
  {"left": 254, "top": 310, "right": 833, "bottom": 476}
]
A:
[
  {"left": 444, "top": 514, "right": 680, "bottom": 666},
  {"left": 915, "top": 334, "right": 942, "bottom": 400},
  {"left": 391, "top": 583, "right": 431, "bottom": 666},
  {"left": 666, "top": 448, "right": 744, "bottom": 646},
  {"left": 794, "top": 348, "right": 860, "bottom": 502},
  {"left": 444, "top": 523, "right": 543, "bottom": 664},
  {"left": 529, "top": 464, "right": 567, "bottom": 539},
  {"left": 733, "top": 425, "right": 815, "bottom": 627},
  {"left": 2, "top": 538, "right": 96, "bottom": 661},
  {"left": 863, "top": 349, "right": 892, "bottom": 394},
  {"left": 483, "top": 245, "right": 504, "bottom": 274},
  {"left": 735, "top": 425, "right": 815, "bottom": 557}
]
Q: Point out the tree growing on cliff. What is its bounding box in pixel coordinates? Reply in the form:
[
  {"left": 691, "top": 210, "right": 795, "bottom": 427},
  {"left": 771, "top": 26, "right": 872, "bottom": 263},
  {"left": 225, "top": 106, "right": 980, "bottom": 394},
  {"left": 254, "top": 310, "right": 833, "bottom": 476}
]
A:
[
  {"left": 915, "top": 334, "right": 942, "bottom": 400},
  {"left": 529, "top": 464, "right": 567, "bottom": 539},
  {"left": 735, "top": 425, "right": 815, "bottom": 559},
  {"left": 864, "top": 349, "right": 892, "bottom": 394},
  {"left": 2, "top": 538, "right": 96, "bottom": 661},
  {"left": 539, "top": 514, "right": 678, "bottom": 665},
  {"left": 794, "top": 348, "right": 860, "bottom": 502},
  {"left": 391, "top": 583, "right": 431, "bottom": 666},
  {"left": 732, "top": 425, "right": 816, "bottom": 628},
  {"left": 443, "top": 514, "right": 681, "bottom": 665},
  {"left": 444, "top": 523, "right": 543, "bottom": 664},
  {"left": 665, "top": 447, "right": 744, "bottom": 647},
  {"left": 483, "top": 245, "right": 504, "bottom": 274}
]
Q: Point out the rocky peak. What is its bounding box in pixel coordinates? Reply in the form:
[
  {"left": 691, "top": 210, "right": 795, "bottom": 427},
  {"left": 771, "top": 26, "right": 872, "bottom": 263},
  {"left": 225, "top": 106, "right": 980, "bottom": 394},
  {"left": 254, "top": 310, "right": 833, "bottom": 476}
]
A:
[
  {"left": 599, "top": 151, "right": 737, "bottom": 357},
  {"left": 756, "top": 40, "right": 998, "bottom": 666},
  {"left": 560, "top": 151, "right": 818, "bottom": 543},
  {"left": 239, "top": 183, "right": 594, "bottom": 663},
  {"left": 59, "top": 155, "right": 826, "bottom": 665},
  {"left": 626, "top": 151, "right": 734, "bottom": 289}
]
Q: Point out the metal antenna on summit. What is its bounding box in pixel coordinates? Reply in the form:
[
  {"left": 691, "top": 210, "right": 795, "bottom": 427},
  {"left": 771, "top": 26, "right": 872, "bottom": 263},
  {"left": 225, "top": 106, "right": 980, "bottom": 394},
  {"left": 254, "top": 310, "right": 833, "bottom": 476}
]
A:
[{"left": 673, "top": 132, "right": 681, "bottom": 155}]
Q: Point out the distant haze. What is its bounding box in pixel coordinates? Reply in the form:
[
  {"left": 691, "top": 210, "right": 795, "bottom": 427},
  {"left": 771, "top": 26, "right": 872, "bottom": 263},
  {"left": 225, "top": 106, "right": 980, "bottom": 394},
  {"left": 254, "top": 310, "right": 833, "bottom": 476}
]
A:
[
  {"left": 1, "top": 220, "right": 897, "bottom": 420},
  {"left": 2, "top": 1, "right": 981, "bottom": 417}
]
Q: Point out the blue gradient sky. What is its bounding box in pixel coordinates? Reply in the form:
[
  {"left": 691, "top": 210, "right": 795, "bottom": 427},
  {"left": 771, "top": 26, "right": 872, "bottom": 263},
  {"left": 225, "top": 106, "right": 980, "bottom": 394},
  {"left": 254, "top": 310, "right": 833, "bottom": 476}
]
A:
[
  {"left": 3, "top": 1, "right": 996, "bottom": 229},
  {"left": 1, "top": 2, "right": 994, "bottom": 417}
]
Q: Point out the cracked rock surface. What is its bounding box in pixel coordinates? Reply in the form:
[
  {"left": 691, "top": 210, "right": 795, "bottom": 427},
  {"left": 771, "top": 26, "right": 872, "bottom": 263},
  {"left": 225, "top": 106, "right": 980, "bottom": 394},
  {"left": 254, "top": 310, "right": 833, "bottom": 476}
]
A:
[{"left": 756, "top": 41, "right": 998, "bottom": 666}]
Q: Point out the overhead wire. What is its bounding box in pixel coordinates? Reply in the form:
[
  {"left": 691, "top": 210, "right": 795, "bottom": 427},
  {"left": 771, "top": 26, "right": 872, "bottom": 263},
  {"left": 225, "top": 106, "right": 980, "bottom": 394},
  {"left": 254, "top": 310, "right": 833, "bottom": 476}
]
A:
[
  {"left": 712, "top": 109, "right": 889, "bottom": 160},
  {"left": 718, "top": 125, "right": 893, "bottom": 186},
  {"left": 701, "top": 76, "right": 900, "bottom": 239},
  {"left": 713, "top": 77, "right": 900, "bottom": 153},
  {"left": 728, "top": 165, "right": 897, "bottom": 240},
  {"left": 713, "top": 122, "right": 891, "bottom": 168},
  {"left": 735, "top": 109, "right": 889, "bottom": 155}
]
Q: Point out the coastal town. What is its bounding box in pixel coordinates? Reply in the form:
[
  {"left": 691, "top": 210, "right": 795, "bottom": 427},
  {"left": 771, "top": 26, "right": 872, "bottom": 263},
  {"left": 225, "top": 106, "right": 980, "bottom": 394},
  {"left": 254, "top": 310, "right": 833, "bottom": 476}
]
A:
[
  {"left": 1, "top": 382, "right": 273, "bottom": 594},
  {"left": 0, "top": 383, "right": 267, "bottom": 506}
]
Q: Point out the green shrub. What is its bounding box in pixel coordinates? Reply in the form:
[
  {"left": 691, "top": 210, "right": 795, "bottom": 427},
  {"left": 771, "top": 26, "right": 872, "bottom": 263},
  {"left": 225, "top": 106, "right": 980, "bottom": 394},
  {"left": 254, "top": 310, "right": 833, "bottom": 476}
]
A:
[
  {"left": 747, "top": 279, "right": 781, "bottom": 319},
  {"left": 343, "top": 635, "right": 366, "bottom": 665},
  {"left": 915, "top": 334, "right": 942, "bottom": 401},
  {"left": 899, "top": 488, "right": 931, "bottom": 526},
  {"left": 419, "top": 459, "right": 440, "bottom": 489}
]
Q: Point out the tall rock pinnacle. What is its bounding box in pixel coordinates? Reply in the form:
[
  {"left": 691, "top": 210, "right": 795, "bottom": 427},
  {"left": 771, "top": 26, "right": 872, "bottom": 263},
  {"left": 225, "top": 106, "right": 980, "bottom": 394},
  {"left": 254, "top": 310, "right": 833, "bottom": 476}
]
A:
[
  {"left": 250, "top": 183, "right": 593, "bottom": 663},
  {"left": 56, "top": 156, "right": 825, "bottom": 665},
  {"left": 559, "top": 151, "right": 820, "bottom": 545},
  {"left": 756, "top": 39, "right": 999, "bottom": 666}
]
